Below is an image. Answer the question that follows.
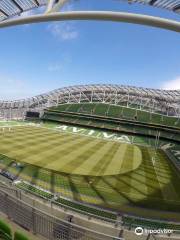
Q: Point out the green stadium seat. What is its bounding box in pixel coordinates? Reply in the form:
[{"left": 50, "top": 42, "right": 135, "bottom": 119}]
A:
[
  {"left": 43, "top": 103, "right": 180, "bottom": 131},
  {"left": 94, "top": 103, "right": 109, "bottom": 116},
  {"left": 108, "top": 105, "right": 123, "bottom": 118},
  {"left": 122, "top": 107, "right": 136, "bottom": 120}
]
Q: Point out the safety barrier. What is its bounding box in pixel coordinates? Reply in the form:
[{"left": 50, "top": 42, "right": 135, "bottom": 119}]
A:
[{"left": 0, "top": 186, "right": 123, "bottom": 240}]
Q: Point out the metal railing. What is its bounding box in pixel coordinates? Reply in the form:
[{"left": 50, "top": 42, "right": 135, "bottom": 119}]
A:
[{"left": 0, "top": 185, "right": 123, "bottom": 240}]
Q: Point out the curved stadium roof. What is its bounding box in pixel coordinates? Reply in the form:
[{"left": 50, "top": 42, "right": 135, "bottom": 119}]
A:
[
  {"left": 0, "top": 85, "right": 179, "bottom": 116},
  {"left": 0, "top": 0, "right": 45, "bottom": 21},
  {"left": 1, "top": 84, "right": 180, "bottom": 103},
  {"left": 0, "top": 1, "right": 179, "bottom": 112},
  {"left": 127, "top": 0, "right": 180, "bottom": 14},
  {"left": 0, "top": 0, "right": 180, "bottom": 22}
]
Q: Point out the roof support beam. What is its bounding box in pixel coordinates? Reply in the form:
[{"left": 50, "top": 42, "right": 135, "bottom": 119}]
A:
[
  {"left": 173, "top": 4, "right": 180, "bottom": 12},
  {"left": 33, "top": 0, "right": 40, "bottom": 6},
  {"left": 149, "top": 0, "right": 158, "bottom": 6},
  {"left": 45, "top": 0, "right": 56, "bottom": 13},
  {"left": 45, "top": 0, "right": 70, "bottom": 14},
  {"left": 11, "top": 0, "right": 23, "bottom": 12},
  {"left": 0, "top": 11, "right": 179, "bottom": 33},
  {"left": 0, "top": 9, "right": 9, "bottom": 17},
  {"left": 50, "top": 0, "right": 70, "bottom": 13}
]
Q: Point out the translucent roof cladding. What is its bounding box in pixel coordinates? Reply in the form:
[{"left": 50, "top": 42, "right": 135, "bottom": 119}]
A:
[
  {"left": 0, "top": 0, "right": 180, "bottom": 22},
  {"left": 0, "top": 0, "right": 47, "bottom": 21},
  {"left": 0, "top": 84, "right": 179, "bottom": 105},
  {"left": 127, "top": 0, "right": 180, "bottom": 14}
]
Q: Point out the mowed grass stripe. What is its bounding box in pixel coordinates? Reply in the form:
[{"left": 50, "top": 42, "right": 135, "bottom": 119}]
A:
[
  {"left": 130, "top": 164, "right": 162, "bottom": 199},
  {"left": 85, "top": 142, "right": 115, "bottom": 176},
  {"left": 27, "top": 135, "right": 89, "bottom": 166},
  {"left": 9, "top": 126, "right": 71, "bottom": 139},
  {"left": 82, "top": 176, "right": 110, "bottom": 202},
  {"left": 72, "top": 141, "right": 107, "bottom": 175},
  {"left": 20, "top": 133, "right": 78, "bottom": 156},
  {"left": 0, "top": 132, "right": 77, "bottom": 161},
  {"left": 67, "top": 140, "right": 106, "bottom": 175},
  {"left": 1, "top": 125, "right": 180, "bottom": 213},
  {"left": 124, "top": 166, "right": 149, "bottom": 201},
  {"left": 141, "top": 148, "right": 164, "bottom": 199},
  {"left": 0, "top": 127, "right": 71, "bottom": 151},
  {"left": 67, "top": 175, "right": 83, "bottom": 201},
  {"left": 37, "top": 137, "right": 97, "bottom": 169},
  {"left": 3, "top": 126, "right": 52, "bottom": 137},
  {"left": 101, "top": 176, "right": 134, "bottom": 206},
  {"left": 96, "top": 143, "right": 120, "bottom": 176},
  {"left": 125, "top": 150, "right": 159, "bottom": 201},
  {"left": 103, "top": 143, "right": 127, "bottom": 175},
  {"left": 126, "top": 146, "right": 145, "bottom": 200},
  {"left": 112, "top": 146, "right": 141, "bottom": 201},
  {"left": 0, "top": 134, "right": 78, "bottom": 163},
  {"left": 120, "top": 145, "right": 135, "bottom": 171},
  {"left": 132, "top": 147, "right": 142, "bottom": 170},
  {"left": 88, "top": 142, "right": 119, "bottom": 176},
  {"left": 53, "top": 138, "right": 102, "bottom": 174},
  {"left": 11, "top": 132, "right": 74, "bottom": 151},
  {"left": 114, "top": 173, "right": 148, "bottom": 202},
  {"left": 151, "top": 150, "right": 179, "bottom": 202}
]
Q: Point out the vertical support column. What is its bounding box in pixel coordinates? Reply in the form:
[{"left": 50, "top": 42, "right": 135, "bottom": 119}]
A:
[
  {"left": 32, "top": 207, "right": 36, "bottom": 235},
  {"left": 140, "top": 96, "right": 142, "bottom": 110},
  {"left": 167, "top": 103, "right": 169, "bottom": 116},
  {"left": 56, "top": 95, "right": 59, "bottom": 106},
  {"left": 10, "top": 108, "right": 12, "bottom": 120},
  {"left": 103, "top": 90, "right": 105, "bottom": 103},
  {"left": 68, "top": 92, "right": 71, "bottom": 103},
  {"left": 79, "top": 91, "right": 82, "bottom": 103},
  {"left": 4, "top": 193, "right": 9, "bottom": 218},
  {"left": 45, "top": 0, "right": 56, "bottom": 13},
  {"left": 127, "top": 92, "right": 129, "bottom": 108},
  {"left": 47, "top": 98, "right": 50, "bottom": 108},
  {"left": 45, "top": 0, "right": 70, "bottom": 14},
  {"left": 91, "top": 90, "right": 93, "bottom": 103}
]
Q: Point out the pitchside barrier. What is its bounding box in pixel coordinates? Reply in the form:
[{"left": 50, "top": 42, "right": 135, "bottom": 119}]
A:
[
  {"left": 0, "top": 178, "right": 122, "bottom": 236},
  {"left": 0, "top": 186, "right": 123, "bottom": 240},
  {"left": 164, "top": 150, "right": 180, "bottom": 172}
]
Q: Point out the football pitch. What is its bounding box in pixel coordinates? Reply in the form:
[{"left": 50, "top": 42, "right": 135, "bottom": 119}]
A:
[
  {"left": 0, "top": 125, "right": 142, "bottom": 176},
  {"left": 0, "top": 124, "right": 180, "bottom": 219}
]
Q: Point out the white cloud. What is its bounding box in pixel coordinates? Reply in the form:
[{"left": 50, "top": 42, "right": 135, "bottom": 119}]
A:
[
  {"left": 48, "top": 63, "right": 63, "bottom": 72},
  {"left": 162, "top": 77, "right": 180, "bottom": 90},
  {"left": 47, "top": 22, "right": 78, "bottom": 41},
  {"left": 62, "top": 2, "right": 76, "bottom": 11}
]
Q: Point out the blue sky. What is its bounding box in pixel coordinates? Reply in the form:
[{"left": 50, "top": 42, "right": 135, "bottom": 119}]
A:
[{"left": 0, "top": 0, "right": 179, "bottom": 100}]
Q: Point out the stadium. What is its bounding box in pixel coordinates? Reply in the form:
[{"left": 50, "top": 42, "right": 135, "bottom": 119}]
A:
[{"left": 0, "top": 1, "right": 179, "bottom": 240}]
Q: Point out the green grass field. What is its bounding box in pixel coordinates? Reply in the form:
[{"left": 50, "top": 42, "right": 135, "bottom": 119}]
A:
[
  {"left": 0, "top": 126, "right": 142, "bottom": 176},
  {"left": 0, "top": 123, "right": 180, "bottom": 220}
]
